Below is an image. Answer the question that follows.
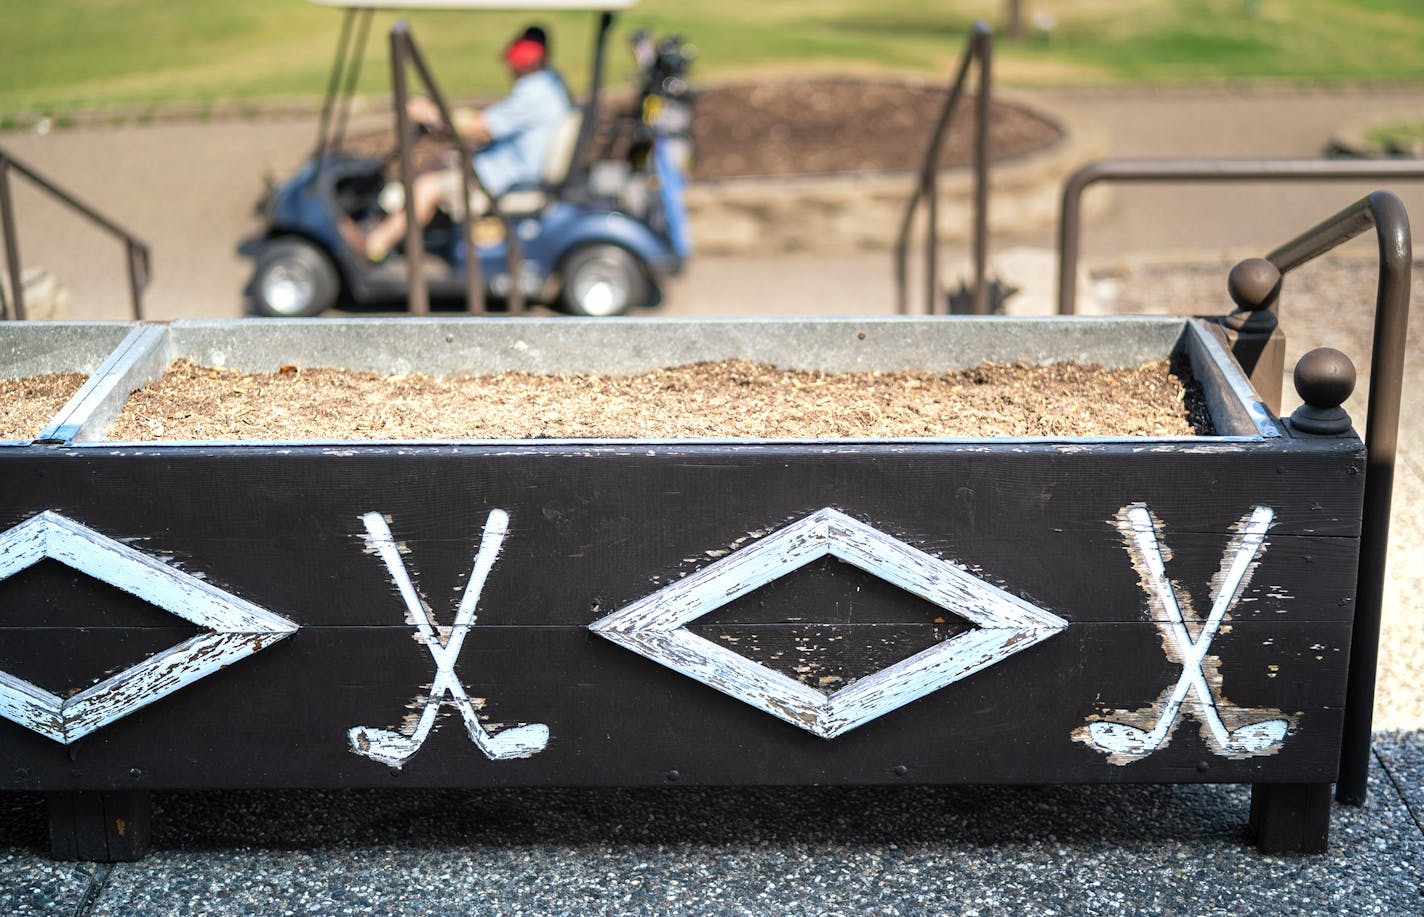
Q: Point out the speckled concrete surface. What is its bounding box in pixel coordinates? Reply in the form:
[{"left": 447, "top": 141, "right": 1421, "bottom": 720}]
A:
[{"left": 2, "top": 742, "right": 1422, "bottom": 916}]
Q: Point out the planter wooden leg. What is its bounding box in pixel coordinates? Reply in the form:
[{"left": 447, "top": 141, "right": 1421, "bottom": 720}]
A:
[
  {"left": 1248, "top": 783, "right": 1331, "bottom": 854},
  {"left": 47, "top": 791, "right": 152, "bottom": 862}
]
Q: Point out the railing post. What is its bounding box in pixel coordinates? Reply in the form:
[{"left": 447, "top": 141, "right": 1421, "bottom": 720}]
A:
[
  {"left": 893, "top": 197, "right": 913, "bottom": 315},
  {"left": 390, "top": 23, "right": 429, "bottom": 317},
  {"left": 0, "top": 154, "right": 25, "bottom": 321},
  {"left": 126, "top": 241, "right": 148, "bottom": 321},
  {"left": 892, "top": 22, "right": 990, "bottom": 316},
  {"left": 1334, "top": 191, "right": 1411, "bottom": 806},
  {"left": 1263, "top": 191, "right": 1412, "bottom": 807},
  {"left": 925, "top": 167, "right": 939, "bottom": 314},
  {"left": 972, "top": 24, "right": 992, "bottom": 315},
  {"left": 1056, "top": 164, "right": 1096, "bottom": 316}
]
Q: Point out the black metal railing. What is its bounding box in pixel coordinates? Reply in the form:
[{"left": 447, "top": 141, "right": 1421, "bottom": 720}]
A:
[
  {"left": 1262, "top": 191, "right": 1411, "bottom": 809},
  {"left": 0, "top": 148, "right": 149, "bottom": 321},
  {"left": 1057, "top": 162, "right": 1418, "bottom": 808},
  {"left": 893, "top": 21, "right": 992, "bottom": 316},
  {"left": 1055, "top": 158, "right": 1424, "bottom": 315},
  {"left": 389, "top": 21, "right": 524, "bottom": 315}
]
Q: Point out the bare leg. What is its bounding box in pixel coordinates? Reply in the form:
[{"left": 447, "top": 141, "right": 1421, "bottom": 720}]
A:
[{"left": 364, "top": 172, "right": 447, "bottom": 261}]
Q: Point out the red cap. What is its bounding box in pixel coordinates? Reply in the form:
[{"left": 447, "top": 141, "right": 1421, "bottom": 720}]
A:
[{"left": 503, "top": 38, "right": 545, "bottom": 71}]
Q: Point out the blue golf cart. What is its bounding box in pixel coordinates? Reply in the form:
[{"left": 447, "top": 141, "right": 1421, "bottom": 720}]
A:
[{"left": 250, "top": 0, "right": 692, "bottom": 317}]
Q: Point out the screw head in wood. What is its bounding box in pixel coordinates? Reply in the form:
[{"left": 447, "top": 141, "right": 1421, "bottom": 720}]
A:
[
  {"left": 1224, "top": 258, "right": 1281, "bottom": 331},
  {"left": 1290, "top": 347, "right": 1356, "bottom": 435}
]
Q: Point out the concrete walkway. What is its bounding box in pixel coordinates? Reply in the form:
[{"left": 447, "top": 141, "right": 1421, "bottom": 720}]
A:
[{"left": 2, "top": 87, "right": 1424, "bottom": 913}]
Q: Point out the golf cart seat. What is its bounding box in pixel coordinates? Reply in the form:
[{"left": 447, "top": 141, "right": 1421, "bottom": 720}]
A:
[{"left": 494, "top": 108, "right": 583, "bottom": 215}]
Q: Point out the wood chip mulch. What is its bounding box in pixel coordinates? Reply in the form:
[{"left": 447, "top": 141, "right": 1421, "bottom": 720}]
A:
[
  {"left": 0, "top": 373, "right": 85, "bottom": 440},
  {"left": 108, "top": 359, "right": 1210, "bottom": 441}
]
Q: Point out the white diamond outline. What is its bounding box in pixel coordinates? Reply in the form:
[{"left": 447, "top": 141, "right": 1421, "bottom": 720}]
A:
[
  {"left": 0, "top": 511, "right": 298, "bottom": 744},
  {"left": 590, "top": 507, "right": 1069, "bottom": 738}
]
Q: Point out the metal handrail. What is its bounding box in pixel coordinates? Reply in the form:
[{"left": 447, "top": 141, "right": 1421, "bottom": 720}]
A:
[
  {"left": 1055, "top": 157, "right": 1424, "bottom": 315},
  {"left": 1057, "top": 165, "right": 1415, "bottom": 807},
  {"left": 389, "top": 21, "right": 524, "bottom": 315},
  {"left": 893, "top": 21, "right": 992, "bottom": 316},
  {"left": 0, "top": 148, "right": 149, "bottom": 321},
  {"left": 1262, "top": 191, "right": 1411, "bottom": 808}
]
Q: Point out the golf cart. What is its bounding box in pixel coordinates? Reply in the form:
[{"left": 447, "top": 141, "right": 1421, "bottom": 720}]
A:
[{"left": 250, "top": 0, "right": 692, "bottom": 317}]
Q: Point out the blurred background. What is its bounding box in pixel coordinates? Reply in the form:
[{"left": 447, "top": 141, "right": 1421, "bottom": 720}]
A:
[{"left": 1, "top": 0, "right": 1422, "bottom": 323}]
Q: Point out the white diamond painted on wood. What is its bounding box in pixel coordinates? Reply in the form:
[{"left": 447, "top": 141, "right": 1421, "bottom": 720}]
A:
[
  {"left": 589, "top": 508, "right": 1069, "bottom": 738},
  {"left": 0, "top": 511, "right": 298, "bottom": 744}
]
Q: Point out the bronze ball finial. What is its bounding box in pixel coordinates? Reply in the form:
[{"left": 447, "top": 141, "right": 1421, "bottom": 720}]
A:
[
  {"left": 1224, "top": 258, "right": 1281, "bottom": 331},
  {"left": 1290, "top": 347, "right": 1355, "bottom": 435}
]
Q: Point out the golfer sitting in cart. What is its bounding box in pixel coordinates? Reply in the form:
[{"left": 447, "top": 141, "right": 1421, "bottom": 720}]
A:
[{"left": 348, "top": 25, "right": 571, "bottom": 262}]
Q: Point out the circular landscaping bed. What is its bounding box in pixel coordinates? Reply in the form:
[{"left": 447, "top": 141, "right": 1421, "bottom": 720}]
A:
[
  {"left": 689, "top": 79, "right": 1060, "bottom": 180},
  {"left": 346, "top": 78, "right": 1062, "bottom": 180},
  {"left": 345, "top": 77, "right": 1070, "bottom": 252}
]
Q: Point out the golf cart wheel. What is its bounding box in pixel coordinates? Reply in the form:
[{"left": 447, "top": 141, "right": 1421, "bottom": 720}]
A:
[
  {"left": 253, "top": 237, "right": 339, "bottom": 318},
  {"left": 558, "top": 244, "right": 650, "bottom": 317}
]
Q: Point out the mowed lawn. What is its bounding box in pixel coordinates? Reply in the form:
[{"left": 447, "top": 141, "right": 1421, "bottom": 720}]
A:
[{"left": 2, "top": 0, "right": 1423, "bottom": 116}]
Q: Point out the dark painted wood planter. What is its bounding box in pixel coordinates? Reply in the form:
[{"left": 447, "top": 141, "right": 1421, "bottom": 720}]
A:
[{"left": 0, "top": 316, "right": 1367, "bottom": 860}]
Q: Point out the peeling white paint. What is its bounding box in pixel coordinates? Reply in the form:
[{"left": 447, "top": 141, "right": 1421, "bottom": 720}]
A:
[
  {"left": 0, "top": 511, "right": 296, "bottom": 744},
  {"left": 347, "top": 510, "right": 549, "bottom": 767},
  {"left": 590, "top": 508, "right": 1068, "bottom": 739},
  {"left": 1077, "top": 504, "right": 1290, "bottom": 763}
]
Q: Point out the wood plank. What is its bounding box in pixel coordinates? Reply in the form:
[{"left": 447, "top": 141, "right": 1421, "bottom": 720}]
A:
[
  {"left": 0, "top": 447, "right": 1364, "bottom": 631},
  {"left": 0, "top": 622, "right": 1351, "bottom": 790}
]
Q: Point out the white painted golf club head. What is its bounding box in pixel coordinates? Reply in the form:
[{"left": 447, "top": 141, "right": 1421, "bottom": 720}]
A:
[
  {"left": 1225, "top": 718, "right": 1289, "bottom": 754},
  {"left": 1086, "top": 721, "right": 1157, "bottom": 757},
  {"left": 347, "top": 726, "right": 423, "bottom": 767},
  {"left": 471, "top": 722, "right": 550, "bottom": 759}
]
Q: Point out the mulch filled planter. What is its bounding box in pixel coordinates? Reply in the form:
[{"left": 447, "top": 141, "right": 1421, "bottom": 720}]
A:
[
  {"left": 0, "top": 316, "right": 1364, "bottom": 860},
  {"left": 109, "top": 358, "right": 1205, "bottom": 441}
]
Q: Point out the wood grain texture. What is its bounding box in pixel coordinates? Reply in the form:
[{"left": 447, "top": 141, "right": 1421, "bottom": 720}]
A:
[
  {"left": 0, "top": 511, "right": 296, "bottom": 743},
  {"left": 0, "top": 440, "right": 1362, "bottom": 787},
  {"left": 0, "top": 621, "right": 1351, "bottom": 789}
]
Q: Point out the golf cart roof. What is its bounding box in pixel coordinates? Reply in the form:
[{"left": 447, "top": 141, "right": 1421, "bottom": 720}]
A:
[{"left": 309, "top": 1, "right": 637, "bottom": 10}]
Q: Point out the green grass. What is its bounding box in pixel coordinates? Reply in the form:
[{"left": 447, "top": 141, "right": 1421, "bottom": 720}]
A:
[
  {"left": 2, "top": 0, "right": 1423, "bottom": 117},
  {"left": 1366, "top": 119, "right": 1424, "bottom": 153}
]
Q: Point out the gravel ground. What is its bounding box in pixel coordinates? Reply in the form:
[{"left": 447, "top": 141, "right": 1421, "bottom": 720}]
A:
[{"left": 2, "top": 740, "right": 1423, "bottom": 916}]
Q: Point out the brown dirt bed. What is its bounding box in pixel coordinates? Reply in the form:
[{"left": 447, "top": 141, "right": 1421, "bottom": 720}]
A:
[
  {"left": 686, "top": 81, "right": 1060, "bottom": 180},
  {"left": 109, "top": 359, "right": 1209, "bottom": 442},
  {"left": 0, "top": 373, "right": 85, "bottom": 440},
  {"left": 344, "top": 79, "right": 1062, "bottom": 182}
]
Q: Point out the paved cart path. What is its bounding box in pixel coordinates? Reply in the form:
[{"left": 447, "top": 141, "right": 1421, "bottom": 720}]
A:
[{"left": 2, "top": 87, "right": 1424, "bottom": 914}]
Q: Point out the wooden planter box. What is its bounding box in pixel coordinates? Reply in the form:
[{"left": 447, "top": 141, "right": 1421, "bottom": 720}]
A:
[{"left": 0, "top": 317, "right": 1364, "bottom": 859}]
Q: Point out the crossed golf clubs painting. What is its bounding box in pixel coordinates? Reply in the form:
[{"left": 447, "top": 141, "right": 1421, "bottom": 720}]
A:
[
  {"left": 1077, "top": 502, "right": 1291, "bottom": 762},
  {"left": 347, "top": 509, "right": 549, "bottom": 768}
]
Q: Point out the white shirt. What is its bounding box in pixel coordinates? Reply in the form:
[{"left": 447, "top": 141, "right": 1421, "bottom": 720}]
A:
[{"left": 475, "top": 68, "right": 572, "bottom": 196}]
